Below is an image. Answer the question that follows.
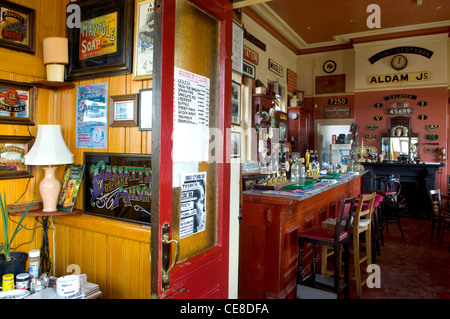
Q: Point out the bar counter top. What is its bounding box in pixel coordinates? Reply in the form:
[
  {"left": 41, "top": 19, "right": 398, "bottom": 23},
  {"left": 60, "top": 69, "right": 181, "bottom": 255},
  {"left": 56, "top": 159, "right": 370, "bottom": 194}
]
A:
[{"left": 243, "top": 170, "right": 368, "bottom": 204}]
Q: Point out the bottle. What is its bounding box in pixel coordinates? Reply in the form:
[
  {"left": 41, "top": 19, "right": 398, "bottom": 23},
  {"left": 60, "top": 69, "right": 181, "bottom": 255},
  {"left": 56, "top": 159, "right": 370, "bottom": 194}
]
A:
[
  {"left": 305, "top": 150, "right": 310, "bottom": 168},
  {"left": 2, "top": 274, "right": 14, "bottom": 291},
  {"left": 29, "top": 249, "right": 40, "bottom": 279}
]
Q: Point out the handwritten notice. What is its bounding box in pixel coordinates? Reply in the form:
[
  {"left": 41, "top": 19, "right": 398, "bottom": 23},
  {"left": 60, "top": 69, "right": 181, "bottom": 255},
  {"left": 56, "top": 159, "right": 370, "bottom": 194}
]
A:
[{"left": 173, "top": 67, "right": 210, "bottom": 162}]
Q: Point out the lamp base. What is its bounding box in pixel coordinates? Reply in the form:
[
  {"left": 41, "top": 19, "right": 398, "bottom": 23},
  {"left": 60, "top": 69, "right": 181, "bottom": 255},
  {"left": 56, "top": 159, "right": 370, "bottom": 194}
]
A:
[
  {"left": 46, "top": 64, "right": 65, "bottom": 82},
  {"left": 40, "top": 166, "right": 61, "bottom": 212}
]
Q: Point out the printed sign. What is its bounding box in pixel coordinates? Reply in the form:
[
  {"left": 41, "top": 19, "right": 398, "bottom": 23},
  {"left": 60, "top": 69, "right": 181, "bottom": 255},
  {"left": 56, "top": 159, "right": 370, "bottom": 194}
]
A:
[
  {"left": 268, "top": 59, "right": 283, "bottom": 77},
  {"left": 243, "top": 45, "right": 258, "bottom": 65},
  {"left": 180, "top": 172, "right": 207, "bottom": 238},
  {"left": 76, "top": 83, "right": 108, "bottom": 149},
  {"left": 387, "top": 108, "right": 413, "bottom": 115},
  {"left": 369, "top": 46, "right": 433, "bottom": 64},
  {"left": 243, "top": 61, "right": 255, "bottom": 79},
  {"left": 79, "top": 12, "right": 118, "bottom": 60},
  {"left": 366, "top": 124, "right": 379, "bottom": 131},
  {"left": 425, "top": 125, "right": 439, "bottom": 132},
  {"left": 324, "top": 106, "right": 350, "bottom": 118},
  {"left": 369, "top": 72, "right": 430, "bottom": 84},
  {"left": 173, "top": 67, "right": 210, "bottom": 162},
  {"left": 83, "top": 153, "right": 152, "bottom": 225},
  {"left": 328, "top": 98, "right": 348, "bottom": 105}
]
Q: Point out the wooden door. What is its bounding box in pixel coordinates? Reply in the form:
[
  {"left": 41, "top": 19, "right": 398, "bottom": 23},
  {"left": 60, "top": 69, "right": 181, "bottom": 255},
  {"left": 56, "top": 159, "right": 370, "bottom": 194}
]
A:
[{"left": 151, "top": 0, "right": 231, "bottom": 299}]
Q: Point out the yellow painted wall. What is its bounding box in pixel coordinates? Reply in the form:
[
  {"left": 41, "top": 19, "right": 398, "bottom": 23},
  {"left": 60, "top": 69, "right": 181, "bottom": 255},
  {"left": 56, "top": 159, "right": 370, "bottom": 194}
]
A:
[{"left": 0, "top": 0, "right": 152, "bottom": 299}]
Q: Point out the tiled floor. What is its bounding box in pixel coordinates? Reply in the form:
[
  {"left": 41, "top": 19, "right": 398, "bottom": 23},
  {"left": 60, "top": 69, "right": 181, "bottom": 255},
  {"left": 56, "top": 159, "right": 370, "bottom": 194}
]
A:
[{"left": 347, "top": 217, "right": 450, "bottom": 299}]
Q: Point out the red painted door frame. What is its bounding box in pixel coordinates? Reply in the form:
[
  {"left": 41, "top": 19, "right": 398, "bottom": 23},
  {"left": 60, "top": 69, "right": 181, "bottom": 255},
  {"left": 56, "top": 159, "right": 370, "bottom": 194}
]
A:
[{"left": 151, "top": 0, "right": 232, "bottom": 299}]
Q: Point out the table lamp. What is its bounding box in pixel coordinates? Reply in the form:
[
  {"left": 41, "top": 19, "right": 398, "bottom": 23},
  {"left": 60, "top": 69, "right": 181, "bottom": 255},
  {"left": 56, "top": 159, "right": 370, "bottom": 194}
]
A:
[
  {"left": 43, "top": 37, "right": 68, "bottom": 82},
  {"left": 25, "top": 125, "right": 74, "bottom": 212}
]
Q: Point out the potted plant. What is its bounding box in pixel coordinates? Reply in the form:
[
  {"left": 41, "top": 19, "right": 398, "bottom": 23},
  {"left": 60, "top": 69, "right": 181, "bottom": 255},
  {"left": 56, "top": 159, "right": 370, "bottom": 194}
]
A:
[{"left": 0, "top": 192, "right": 33, "bottom": 278}]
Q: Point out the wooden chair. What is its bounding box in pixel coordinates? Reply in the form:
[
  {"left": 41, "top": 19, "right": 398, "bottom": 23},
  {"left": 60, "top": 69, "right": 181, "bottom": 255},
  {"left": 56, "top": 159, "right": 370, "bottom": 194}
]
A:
[
  {"left": 321, "top": 193, "right": 376, "bottom": 298},
  {"left": 297, "top": 197, "right": 355, "bottom": 299},
  {"left": 429, "top": 190, "right": 442, "bottom": 242},
  {"left": 438, "top": 194, "right": 450, "bottom": 252}
]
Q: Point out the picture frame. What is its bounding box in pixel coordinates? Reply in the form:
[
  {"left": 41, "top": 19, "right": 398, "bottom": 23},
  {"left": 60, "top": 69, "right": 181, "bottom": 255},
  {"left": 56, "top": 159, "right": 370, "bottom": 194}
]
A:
[
  {"left": 232, "top": 21, "right": 243, "bottom": 74},
  {"left": 231, "top": 132, "right": 241, "bottom": 158},
  {"left": 0, "top": 79, "right": 35, "bottom": 126},
  {"left": 65, "top": 0, "right": 134, "bottom": 81},
  {"left": 0, "top": 1, "right": 35, "bottom": 54},
  {"left": 133, "top": 0, "right": 155, "bottom": 80},
  {"left": 231, "top": 81, "right": 241, "bottom": 126},
  {"left": 296, "top": 90, "right": 304, "bottom": 106},
  {"left": 83, "top": 152, "right": 151, "bottom": 225},
  {"left": 0, "top": 135, "right": 34, "bottom": 180},
  {"left": 139, "top": 88, "right": 152, "bottom": 131},
  {"left": 109, "top": 94, "right": 139, "bottom": 127}
]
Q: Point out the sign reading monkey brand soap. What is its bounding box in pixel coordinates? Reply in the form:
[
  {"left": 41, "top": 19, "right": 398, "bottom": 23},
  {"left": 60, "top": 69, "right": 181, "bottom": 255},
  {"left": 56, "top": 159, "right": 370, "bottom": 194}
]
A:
[
  {"left": 84, "top": 153, "right": 152, "bottom": 225},
  {"left": 80, "top": 12, "right": 118, "bottom": 60}
]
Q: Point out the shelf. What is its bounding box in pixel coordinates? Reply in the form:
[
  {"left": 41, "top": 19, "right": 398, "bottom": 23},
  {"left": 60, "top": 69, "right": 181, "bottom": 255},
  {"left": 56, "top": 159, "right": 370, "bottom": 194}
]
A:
[
  {"left": 8, "top": 208, "right": 83, "bottom": 217},
  {"left": 31, "top": 81, "right": 75, "bottom": 90}
]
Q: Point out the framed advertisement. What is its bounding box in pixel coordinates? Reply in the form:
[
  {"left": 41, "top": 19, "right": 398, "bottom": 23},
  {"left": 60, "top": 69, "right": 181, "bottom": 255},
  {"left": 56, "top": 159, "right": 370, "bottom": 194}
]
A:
[
  {"left": 66, "top": 0, "right": 134, "bottom": 81},
  {"left": 133, "top": 0, "right": 155, "bottom": 80},
  {"left": 232, "top": 21, "right": 243, "bottom": 73},
  {"left": 0, "top": 79, "right": 35, "bottom": 126},
  {"left": 231, "top": 81, "right": 241, "bottom": 125},
  {"left": 109, "top": 94, "right": 139, "bottom": 127},
  {"left": 0, "top": 135, "right": 34, "bottom": 180},
  {"left": 0, "top": 1, "right": 35, "bottom": 54},
  {"left": 76, "top": 83, "right": 108, "bottom": 149},
  {"left": 139, "top": 88, "right": 152, "bottom": 131},
  {"left": 83, "top": 152, "right": 151, "bottom": 225}
]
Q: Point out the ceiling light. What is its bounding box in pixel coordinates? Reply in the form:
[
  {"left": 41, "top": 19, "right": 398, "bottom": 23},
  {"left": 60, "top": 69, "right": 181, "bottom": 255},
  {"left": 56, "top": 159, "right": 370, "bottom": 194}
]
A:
[
  {"left": 436, "top": 5, "right": 442, "bottom": 9},
  {"left": 349, "top": 19, "right": 354, "bottom": 23},
  {"left": 306, "top": 26, "right": 312, "bottom": 30}
]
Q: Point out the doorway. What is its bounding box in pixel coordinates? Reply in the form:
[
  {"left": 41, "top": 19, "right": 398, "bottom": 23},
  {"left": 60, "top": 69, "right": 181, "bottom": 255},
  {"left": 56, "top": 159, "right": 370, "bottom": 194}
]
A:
[{"left": 315, "top": 119, "right": 354, "bottom": 167}]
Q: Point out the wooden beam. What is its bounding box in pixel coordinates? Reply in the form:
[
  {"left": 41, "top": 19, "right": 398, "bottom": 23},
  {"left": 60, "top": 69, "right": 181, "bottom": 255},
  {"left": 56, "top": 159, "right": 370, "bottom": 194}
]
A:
[{"left": 232, "top": 0, "right": 271, "bottom": 9}]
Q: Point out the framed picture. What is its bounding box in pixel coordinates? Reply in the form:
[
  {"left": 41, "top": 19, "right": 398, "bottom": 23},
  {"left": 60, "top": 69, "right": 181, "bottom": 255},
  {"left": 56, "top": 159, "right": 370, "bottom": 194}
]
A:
[
  {"left": 109, "top": 94, "right": 139, "bottom": 127},
  {"left": 0, "top": 135, "right": 34, "bottom": 180},
  {"left": 83, "top": 152, "right": 151, "bottom": 225},
  {"left": 0, "top": 79, "right": 35, "bottom": 126},
  {"left": 232, "top": 21, "right": 243, "bottom": 74},
  {"left": 139, "top": 88, "right": 152, "bottom": 131},
  {"left": 231, "top": 132, "right": 241, "bottom": 158},
  {"left": 66, "top": 0, "right": 134, "bottom": 81},
  {"left": 296, "top": 90, "right": 304, "bottom": 106},
  {"left": 133, "top": 0, "right": 155, "bottom": 80},
  {"left": 57, "top": 164, "right": 85, "bottom": 212},
  {"left": 0, "top": 1, "right": 35, "bottom": 54},
  {"left": 231, "top": 81, "right": 241, "bottom": 125}
]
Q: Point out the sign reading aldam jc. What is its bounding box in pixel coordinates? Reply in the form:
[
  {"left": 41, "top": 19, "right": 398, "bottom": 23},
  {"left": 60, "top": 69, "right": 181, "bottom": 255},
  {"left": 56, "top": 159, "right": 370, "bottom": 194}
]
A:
[{"left": 369, "top": 71, "right": 430, "bottom": 84}]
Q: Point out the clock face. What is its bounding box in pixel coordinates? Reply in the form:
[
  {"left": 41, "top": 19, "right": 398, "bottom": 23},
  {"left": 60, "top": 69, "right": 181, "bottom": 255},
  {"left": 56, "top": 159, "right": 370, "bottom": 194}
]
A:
[
  {"left": 391, "top": 55, "right": 407, "bottom": 70},
  {"left": 291, "top": 113, "right": 298, "bottom": 120}
]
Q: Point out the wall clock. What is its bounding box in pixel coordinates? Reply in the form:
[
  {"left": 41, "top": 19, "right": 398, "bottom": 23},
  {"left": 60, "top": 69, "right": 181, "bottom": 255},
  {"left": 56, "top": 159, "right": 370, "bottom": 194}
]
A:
[
  {"left": 391, "top": 55, "right": 408, "bottom": 70},
  {"left": 291, "top": 113, "right": 298, "bottom": 120}
]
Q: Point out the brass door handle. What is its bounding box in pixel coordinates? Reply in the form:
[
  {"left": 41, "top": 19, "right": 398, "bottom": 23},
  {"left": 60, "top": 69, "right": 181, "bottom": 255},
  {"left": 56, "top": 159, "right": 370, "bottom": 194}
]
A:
[{"left": 162, "top": 233, "right": 180, "bottom": 274}]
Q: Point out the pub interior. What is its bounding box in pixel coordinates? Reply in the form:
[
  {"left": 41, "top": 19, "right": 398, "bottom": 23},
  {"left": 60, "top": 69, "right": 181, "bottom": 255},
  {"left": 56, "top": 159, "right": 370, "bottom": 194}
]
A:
[{"left": 0, "top": 0, "right": 449, "bottom": 302}]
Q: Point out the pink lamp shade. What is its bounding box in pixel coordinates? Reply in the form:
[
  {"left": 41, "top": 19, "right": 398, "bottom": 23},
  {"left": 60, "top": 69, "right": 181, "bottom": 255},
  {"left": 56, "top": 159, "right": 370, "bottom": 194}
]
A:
[{"left": 25, "top": 125, "right": 74, "bottom": 212}]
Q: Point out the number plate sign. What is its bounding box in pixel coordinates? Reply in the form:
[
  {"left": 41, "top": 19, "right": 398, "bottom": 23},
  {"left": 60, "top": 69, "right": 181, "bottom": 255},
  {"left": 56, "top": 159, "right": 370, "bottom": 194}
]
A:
[{"left": 387, "top": 108, "right": 413, "bottom": 115}]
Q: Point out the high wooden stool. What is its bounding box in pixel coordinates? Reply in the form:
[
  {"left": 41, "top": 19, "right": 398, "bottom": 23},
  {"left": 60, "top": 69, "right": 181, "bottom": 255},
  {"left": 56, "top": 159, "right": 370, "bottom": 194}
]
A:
[
  {"left": 321, "top": 193, "right": 376, "bottom": 298},
  {"left": 296, "top": 197, "right": 355, "bottom": 299}
]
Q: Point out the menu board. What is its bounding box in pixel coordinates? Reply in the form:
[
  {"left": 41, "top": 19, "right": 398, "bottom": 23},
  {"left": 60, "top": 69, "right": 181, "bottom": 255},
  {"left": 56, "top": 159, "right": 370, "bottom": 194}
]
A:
[{"left": 173, "top": 67, "right": 210, "bottom": 162}]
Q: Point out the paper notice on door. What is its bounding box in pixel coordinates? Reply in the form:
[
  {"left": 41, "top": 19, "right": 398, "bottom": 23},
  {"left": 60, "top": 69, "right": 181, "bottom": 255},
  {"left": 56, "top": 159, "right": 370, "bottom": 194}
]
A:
[
  {"left": 173, "top": 67, "right": 210, "bottom": 163},
  {"left": 180, "top": 172, "right": 207, "bottom": 238}
]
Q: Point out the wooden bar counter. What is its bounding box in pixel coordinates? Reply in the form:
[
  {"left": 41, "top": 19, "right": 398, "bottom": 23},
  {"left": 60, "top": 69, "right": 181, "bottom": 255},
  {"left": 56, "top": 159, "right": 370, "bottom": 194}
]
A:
[{"left": 238, "top": 172, "right": 366, "bottom": 299}]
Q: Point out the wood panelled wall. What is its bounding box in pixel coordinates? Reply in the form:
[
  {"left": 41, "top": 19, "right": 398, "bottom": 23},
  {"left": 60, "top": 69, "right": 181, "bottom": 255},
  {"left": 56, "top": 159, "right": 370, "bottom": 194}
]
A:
[{"left": 0, "top": 0, "right": 152, "bottom": 299}]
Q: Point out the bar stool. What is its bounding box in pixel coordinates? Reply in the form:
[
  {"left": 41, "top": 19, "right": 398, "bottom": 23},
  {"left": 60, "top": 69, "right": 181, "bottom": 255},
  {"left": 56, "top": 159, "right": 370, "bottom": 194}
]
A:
[
  {"left": 321, "top": 193, "right": 376, "bottom": 298},
  {"left": 372, "top": 174, "right": 404, "bottom": 239},
  {"left": 351, "top": 193, "right": 376, "bottom": 298},
  {"left": 354, "top": 193, "right": 384, "bottom": 262},
  {"left": 429, "top": 189, "right": 442, "bottom": 243},
  {"left": 296, "top": 197, "right": 355, "bottom": 299}
]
